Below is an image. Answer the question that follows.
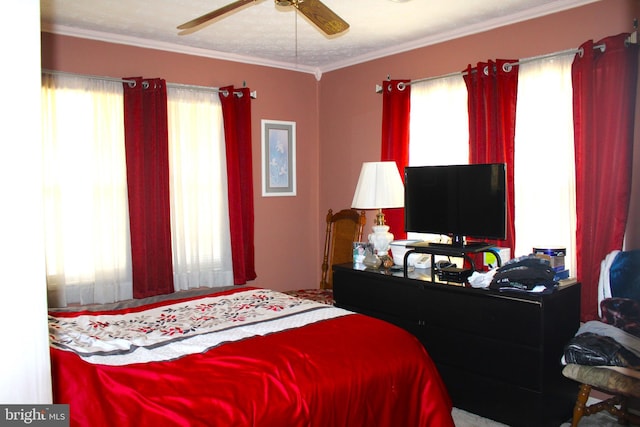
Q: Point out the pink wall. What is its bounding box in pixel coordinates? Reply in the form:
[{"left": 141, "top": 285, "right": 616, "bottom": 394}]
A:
[{"left": 41, "top": 0, "right": 639, "bottom": 292}]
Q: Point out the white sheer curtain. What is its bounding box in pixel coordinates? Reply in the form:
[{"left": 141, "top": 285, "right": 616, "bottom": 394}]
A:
[
  {"left": 514, "top": 54, "right": 576, "bottom": 274},
  {"left": 409, "top": 74, "right": 469, "bottom": 166},
  {"left": 408, "top": 74, "right": 469, "bottom": 243},
  {"left": 167, "top": 87, "right": 234, "bottom": 291},
  {"left": 41, "top": 74, "right": 132, "bottom": 307}
]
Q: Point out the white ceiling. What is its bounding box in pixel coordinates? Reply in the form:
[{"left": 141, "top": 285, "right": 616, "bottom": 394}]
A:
[{"left": 40, "top": 0, "right": 598, "bottom": 78}]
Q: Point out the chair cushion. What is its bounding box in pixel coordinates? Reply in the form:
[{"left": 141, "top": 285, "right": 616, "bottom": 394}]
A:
[{"left": 563, "top": 364, "right": 640, "bottom": 398}]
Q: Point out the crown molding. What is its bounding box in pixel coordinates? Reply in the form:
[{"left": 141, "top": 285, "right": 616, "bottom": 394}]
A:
[{"left": 317, "top": 0, "right": 600, "bottom": 74}]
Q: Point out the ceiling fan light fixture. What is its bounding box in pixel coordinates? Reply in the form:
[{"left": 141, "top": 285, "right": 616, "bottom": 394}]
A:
[{"left": 275, "top": 0, "right": 293, "bottom": 6}]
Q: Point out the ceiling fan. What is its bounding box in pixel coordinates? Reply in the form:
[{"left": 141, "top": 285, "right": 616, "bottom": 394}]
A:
[{"left": 177, "top": 0, "right": 349, "bottom": 36}]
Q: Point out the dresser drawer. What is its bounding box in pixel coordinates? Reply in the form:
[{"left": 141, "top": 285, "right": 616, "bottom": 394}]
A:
[
  {"left": 333, "top": 268, "right": 425, "bottom": 320},
  {"left": 420, "top": 289, "right": 542, "bottom": 347},
  {"left": 424, "top": 326, "right": 542, "bottom": 390}
]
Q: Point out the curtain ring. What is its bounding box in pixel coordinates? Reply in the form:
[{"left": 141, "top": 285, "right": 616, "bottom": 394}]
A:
[
  {"left": 577, "top": 47, "right": 584, "bottom": 58},
  {"left": 234, "top": 91, "right": 243, "bottom": 98},
  {"left": 397, "top": 82, "right": 406, "bottom": 91},
  {"left": 221, "top": 90, "right": 229, "bottom": 97},
  {"left": 483, "top": 65, "right": 489, "bottom": 75},
  {"left": 502, "top": 62, "right": 513, "bottom": 72},
  {"left": 127, "top": 81, "right": 136, "bottom": 88},
  {"left": 142, "top": 81, "right": 149, "bottom": 89}
]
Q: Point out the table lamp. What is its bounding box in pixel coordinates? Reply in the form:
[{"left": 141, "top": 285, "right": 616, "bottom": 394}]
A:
[{"left": 351, "top": 161, "right": 405, "bottom": 260}]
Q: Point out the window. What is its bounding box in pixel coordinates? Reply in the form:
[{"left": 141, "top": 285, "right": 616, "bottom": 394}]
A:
[
  {"left": 408, "top": 74, "right": 468, "bottom": 244},
  {"left": 408, "top": 54, "right": 576, "bottom": 274},
  {"left": 42, "top": 75, "right": 233, "bottom": 306},
  {"left": 167, "top": 87, "right": 233, "bottom": 291},
  {"left": 513, "top": 54, "right": 576, "bottom": 275},
  {"left": 42, "top": 74, "right": 132, "bottom": 306}
]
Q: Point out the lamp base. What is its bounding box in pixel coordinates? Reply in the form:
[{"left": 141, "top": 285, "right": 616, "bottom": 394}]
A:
[{"left": 369, "top": 224, "right": 394, "bottom": 257}]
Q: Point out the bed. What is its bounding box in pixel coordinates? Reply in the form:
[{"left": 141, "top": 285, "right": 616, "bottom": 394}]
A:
[{"left": 49, "top": 286, "right": 454, "bottom": 426}]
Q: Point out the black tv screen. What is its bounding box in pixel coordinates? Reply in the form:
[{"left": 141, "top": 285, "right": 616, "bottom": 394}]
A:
[{"left": 404, "top": 163, "right": 506, "bottom": 245}]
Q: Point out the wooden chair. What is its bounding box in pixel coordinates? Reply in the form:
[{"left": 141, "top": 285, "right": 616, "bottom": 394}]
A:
[
  {"left": 320, "top": 208, "right": 366, "bottom": 289},
  {"left": 562, "top": 367, "right": 640, "bottom": 426},
  {"left": 562, "top": 249, "right": 640, "bottom": 426},
  {"left": 284, "top": 208, "right": 365, "bottom": 304}
]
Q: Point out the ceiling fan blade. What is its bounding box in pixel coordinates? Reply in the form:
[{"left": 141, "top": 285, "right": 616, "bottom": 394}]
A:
[
  {"left": 294, "top": 0, "right": 349, "bottom": 36},
  {"left": 177, "top": 0, "right": 256, "bottom": 30}
]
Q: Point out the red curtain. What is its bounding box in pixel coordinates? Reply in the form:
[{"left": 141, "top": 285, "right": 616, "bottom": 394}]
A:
[
  {"left": 463, "top": 60, "right": 518, "bottom": 258},
  {"left": 219, "top": 86, "right": 257, "bottom": 284},
  {"left": 572, "top": 34, "right": 639, "bottom": 321},
  {"left": 123, "top": 77, "right": 174, "bottom": 298},
  {"left": 380, "top": 79, "right": 411, "bottom": 240}
]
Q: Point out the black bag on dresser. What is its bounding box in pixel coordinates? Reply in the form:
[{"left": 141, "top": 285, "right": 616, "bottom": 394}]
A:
[{"left": 489, "top": 255, "right": 556, "bottom": 291}]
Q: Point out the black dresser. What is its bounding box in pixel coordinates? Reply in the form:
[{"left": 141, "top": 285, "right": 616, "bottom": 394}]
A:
[{"left": 333, "top": 263, "right": 581, "bottom": 427}]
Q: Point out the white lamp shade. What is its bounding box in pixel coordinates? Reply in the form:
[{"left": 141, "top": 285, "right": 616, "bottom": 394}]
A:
[{"left": 351, "top": 161, "right": 404, "bottom": 209}]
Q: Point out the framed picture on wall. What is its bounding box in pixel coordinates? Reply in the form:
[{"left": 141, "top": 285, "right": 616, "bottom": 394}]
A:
[{"left": 261, "top": 119, "right": 296, "bottom": 197}]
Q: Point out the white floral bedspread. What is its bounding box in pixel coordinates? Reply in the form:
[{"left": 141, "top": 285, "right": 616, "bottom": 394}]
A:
[{"left": 49, "top": 288, "right": 351, "bottom": 366}]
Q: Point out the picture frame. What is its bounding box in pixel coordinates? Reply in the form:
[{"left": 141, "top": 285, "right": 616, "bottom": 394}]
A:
[{"left": 261, "top": 119, "right": 296, "bottom": 197}]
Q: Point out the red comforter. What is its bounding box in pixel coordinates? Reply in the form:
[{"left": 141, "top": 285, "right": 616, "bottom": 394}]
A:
[{"left": 49, "top": 287, "right": 453, "bottom": 426}]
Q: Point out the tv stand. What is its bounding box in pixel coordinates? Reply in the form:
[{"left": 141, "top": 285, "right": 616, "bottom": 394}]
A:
[
  {"left": 403, "top": 241, "right": 502, "bottom": 281},
  {"left": 422, "top": 241, "right": 493, "bottom": 251}
]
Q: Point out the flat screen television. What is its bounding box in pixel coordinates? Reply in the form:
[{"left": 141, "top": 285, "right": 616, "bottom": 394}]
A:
[{"left": 404, "top": 163, "right": 506, "bottom": 247}]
